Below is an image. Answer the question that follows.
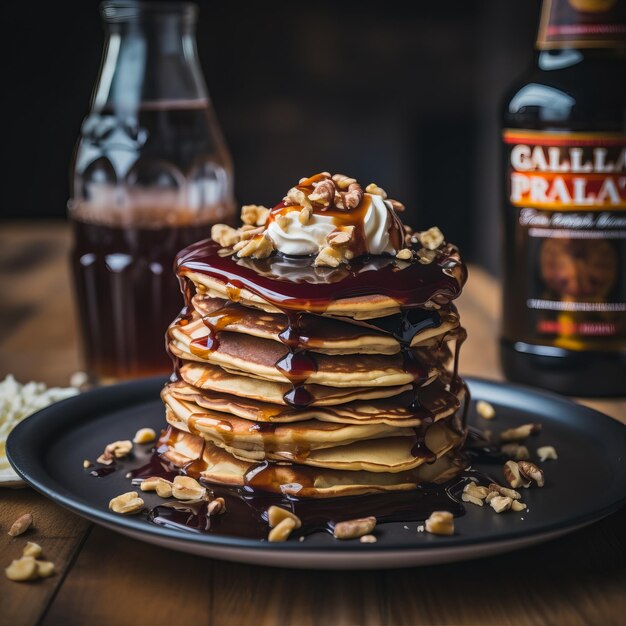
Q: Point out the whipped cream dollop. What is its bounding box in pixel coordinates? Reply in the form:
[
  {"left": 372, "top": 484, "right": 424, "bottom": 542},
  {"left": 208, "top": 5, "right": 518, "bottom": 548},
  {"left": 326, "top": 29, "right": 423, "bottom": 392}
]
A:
[{"left": 266, "top": 193, "right": 397, "bottom": 257}]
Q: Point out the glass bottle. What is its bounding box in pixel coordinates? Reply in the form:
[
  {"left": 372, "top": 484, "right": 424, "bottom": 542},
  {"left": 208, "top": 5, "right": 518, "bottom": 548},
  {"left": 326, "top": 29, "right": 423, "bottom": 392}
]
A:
[
  {"left": 69, "top": 1, "right": 234, "bottom": 383},
  {"left": 500, "top": 0, "right": 626, "bottom": 396}
]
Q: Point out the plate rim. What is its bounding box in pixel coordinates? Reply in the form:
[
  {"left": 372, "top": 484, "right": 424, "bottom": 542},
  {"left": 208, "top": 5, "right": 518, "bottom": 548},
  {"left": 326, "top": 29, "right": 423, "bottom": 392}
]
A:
[{"left": 6, "top": 376, "right": 626, "bottom": 555}]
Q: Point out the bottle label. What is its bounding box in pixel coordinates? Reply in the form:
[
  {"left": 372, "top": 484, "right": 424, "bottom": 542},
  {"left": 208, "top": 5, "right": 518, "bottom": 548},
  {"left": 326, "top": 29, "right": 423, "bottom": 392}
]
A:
[
  {"left": 537, "top": 0, "right": 626, "bottom": 49},
  {"left": 503, "top": 129, "right": 626, "bottom": 350}
]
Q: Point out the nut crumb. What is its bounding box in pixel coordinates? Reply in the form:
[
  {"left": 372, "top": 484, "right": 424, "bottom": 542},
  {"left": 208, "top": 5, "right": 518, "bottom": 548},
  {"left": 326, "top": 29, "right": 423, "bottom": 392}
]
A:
[
  {"left": 5, "top": 556, "right": 38, "bottom": 582},
  {"left": 418, "top": 227, "right": 444, "bottom": 250},
  {"left": 133, "top": 427, "right": 156, "bottom": 444},
  {"left": 309, "top": 179, "right": 336, "bottom": 206},
  {"left": 511, "top": 500, "right": 527, "bottom": 512},
  {"left": 500, "top": 443, "right": 530, "bottom": 461},
  {"left": 332, "top": 173, "right": 357, "bottom": 190},
  {"left": 208, "top": 497, "right": 227, "bottom": 516},
  {"left": 236, "top": 234, "right": 274, "bottom": 259},
  {"left": 36, "top": 561, "right": 55, "bottom": 578},
  {"left": 488, "top": 483, "right": 521, "bottom": 500},
  {"left": 8, "top": 513, "right": 33, "bottom": 537},
  {"left": 365, "top": 183, "right": 387, "bottom": 198},
  {"left": 537, "top": 446, "right": 558, "bottom": 462},
  {"left": 109, "top": 491, "right": 145, "bottom": 515},
  {"left": 172, "top": 476, "right": 206, "bottom": 501},
  {"left": 82, "top": 459, "right": 93, "bottom": 469},
  {"left": 518, "top": 461, "right": 545, "bottom": 487},
  {"left": 503, "top": 460, "right": 525, "bottom": 489},
  {"left": 333, "top": 516, "right": 377, "bottom": 540},
  {"left": 268, "top": 517, "right": 297, "bottom": 542},
  {"left": 500, "top": 423, "right": 541, "bottom": 442},
  {"left": 490, "top": 496, "right": 513, "bottom": 513},
  {"left": 360, "top": 534, "right": 377, "bottom": 544},
  {"left": 396, "top": 248, "right": 413, "bottom": 261},
  {"left": 417, "top": 524, "right": 425, "bottom": 533},
  {"left": 298, "top": 207, "right": 312, "bottom": 225},
  {"left": 267, "top": 506, "right": 301, "bottom": 529},
  {"left": 23, "top": 542, "right": 42, "bottom": 558},
  {"left": 326, "top": 226, "right": 355, "bottom": 246},
  {"left": 387, "top": 199, "right": 405, "bottom": 212},
  {"left": 425, "top": 511, "right": 454, "bottom": 535},
  {"left": 241, "top": 204, "right": 269, "bottom": 226},
  {"left": 211, "top": 223, "right": 241, "bottom": 248},
  {"left": 314, "top": 246, "right": 342, "bottom": 268},
  {"left": 476, "top": 400, "right": 496, "bottom": 420}
]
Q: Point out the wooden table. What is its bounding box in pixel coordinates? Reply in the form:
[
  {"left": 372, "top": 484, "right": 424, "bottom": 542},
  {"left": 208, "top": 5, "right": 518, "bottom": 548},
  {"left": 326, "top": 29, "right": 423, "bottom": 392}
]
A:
[{"left": 1, "top": 222, "right": 625, "bottom": 626}]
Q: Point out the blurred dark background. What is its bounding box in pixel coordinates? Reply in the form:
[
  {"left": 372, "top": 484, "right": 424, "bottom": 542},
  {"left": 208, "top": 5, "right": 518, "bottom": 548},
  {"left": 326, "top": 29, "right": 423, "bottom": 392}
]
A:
[{"left": 1, "top": 0, "right": 540, "bottom": 271}]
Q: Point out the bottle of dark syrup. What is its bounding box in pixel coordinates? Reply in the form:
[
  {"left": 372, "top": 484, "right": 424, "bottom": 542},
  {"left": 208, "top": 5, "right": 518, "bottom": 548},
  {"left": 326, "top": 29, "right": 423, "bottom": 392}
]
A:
[
  {"left": 69, "top": 1, "right": 234, "bottom": 383},
  {"left": 500, "top": 0, "right": 626, "bottom": 396}
]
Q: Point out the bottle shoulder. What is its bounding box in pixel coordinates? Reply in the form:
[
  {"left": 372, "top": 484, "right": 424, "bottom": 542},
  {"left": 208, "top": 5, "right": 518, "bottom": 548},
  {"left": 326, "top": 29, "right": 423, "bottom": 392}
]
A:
[{"left": 502, "top": 55, "right": 626, "bottom": 131}]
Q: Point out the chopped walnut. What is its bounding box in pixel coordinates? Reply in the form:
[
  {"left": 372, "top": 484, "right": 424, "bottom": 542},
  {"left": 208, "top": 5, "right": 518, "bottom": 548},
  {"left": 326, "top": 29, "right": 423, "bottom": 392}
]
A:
[
  {"left": 314, "top": 246, "right": 343, "bottom": 268},
  {"left": 511, "top": 500, "right": 527, "bottom": 512},
  {"left": 499, "top": 423, "right": 541, "bottom": 442},
  {"left": 241, "top": 204, "right": 270, "bottom": 226},
  {"left": 133, "top": 427, "right": 156, "bottom": 444},
  {"left": 211, "top": 224, "right": 241, "bottom": 248},
  {"left": 360, "top": 534, "right": 377, "bottom": 544},
  {"left": 8, "top": 513, "right": 33, "bottom": 537},
  {"left": 332, "top": 173, "right": 357, "bottom": 189},
  {"left": 333, "top": 516, "right": 377, "bottom": 540},
  {"left": 387, "top": 199, "right": 405, "bottom": 212},
  {"left": 500, "top": 443, "right": 531, "bottom": 461},
  {"left": 236, "top": 234, "right": 274, "bottom": 259},
  {"left": 476, "top": 400, "right": 496, "bottom": 420},
  {"left": 396, "top": 248, "right": 413, "bottom": 261},
  {"left": 172, "top": 476, "right": 206, "bottom": 500},
  {"left": 109, "top": 492, "right": 145, "bottom": 515},
  {"left": 490, "top": 495, "right": 513, "bottom": 513},
  {"left": 488, "top": 482, "right": 521, "bottom": 500},
  {"left": 268, "top": 517, "right": 297, "bottom": 542},
  {"left": 239, "top": 226, "right": 265, "bottom": 241},
  {"left": 283, "top": 187, "right": 311, "bottom": 208},
  {"left": 267, "top": 506, "right": 302, "bottom": 529},
  {"left": 417, "top": 248, "right": 436, "bottom": 264},
  {"left": 503, "top": 460, "right": 525, "bottom": 489},
  {"left": 518, "top": 461, "right": 545, "bottom": 487},
  {"left": 537, "top": 446, "right": 558, "bottom": 461},
  {"left": 425, "top": 511, "right": 454, "bottom": 535},
  {"left": 365, "top": 182, "right": 387, "bottom": 198},
  {"left": 418, "top": 227, "right": 445, "bottom": 250},
  {"left": 326, "top": 226, "right": 354, "bottom": 246},
  {"left": 342, "top": 183, "right": 364, "bottom": 209},
  {"left": 309, "top": 179, "right": 336, "bottom": 206},
  {"left": 298, "top": 206, "right": 312, "bottom": 224},
  {"left": 275, "top": 215, "right": 291, "bottom": 231}
]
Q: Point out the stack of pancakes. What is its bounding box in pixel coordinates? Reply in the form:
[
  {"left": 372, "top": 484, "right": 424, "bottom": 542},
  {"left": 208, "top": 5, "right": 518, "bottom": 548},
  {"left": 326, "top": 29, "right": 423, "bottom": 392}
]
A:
[{"left": 158, "top": 241, "right": 469, "bottom": 498}]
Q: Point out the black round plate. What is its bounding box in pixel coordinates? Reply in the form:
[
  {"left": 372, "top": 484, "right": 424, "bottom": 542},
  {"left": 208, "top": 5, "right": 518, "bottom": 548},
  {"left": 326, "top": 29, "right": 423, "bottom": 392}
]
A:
[{"left": 6, "top": 377, "right": 626, "bottom": 569}]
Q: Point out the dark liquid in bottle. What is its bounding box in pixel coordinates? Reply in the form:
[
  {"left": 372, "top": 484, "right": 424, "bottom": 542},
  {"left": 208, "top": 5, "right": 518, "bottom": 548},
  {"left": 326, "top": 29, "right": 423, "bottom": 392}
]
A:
[
  {"left": 71, "top": 219, "right": 214, "bottom": 381},
  {"left": 70, "top": 103, "right": 232, "bottom": 382},
  {"left": 500, "top": 47, "right": 626, "bottom": 397}
]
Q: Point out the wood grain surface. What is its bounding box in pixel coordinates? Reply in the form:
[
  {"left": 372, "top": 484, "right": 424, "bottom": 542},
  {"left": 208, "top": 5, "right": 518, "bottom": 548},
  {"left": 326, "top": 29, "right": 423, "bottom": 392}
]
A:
[{"left": 1, "top": 222, "right": 625, "bottom": 626}]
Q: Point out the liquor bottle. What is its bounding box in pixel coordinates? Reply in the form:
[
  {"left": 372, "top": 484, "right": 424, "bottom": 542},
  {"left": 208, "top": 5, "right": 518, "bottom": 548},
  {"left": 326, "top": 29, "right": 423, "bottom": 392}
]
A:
[{"left": 500, "top": 0, "right": 626, "bottom": 396}]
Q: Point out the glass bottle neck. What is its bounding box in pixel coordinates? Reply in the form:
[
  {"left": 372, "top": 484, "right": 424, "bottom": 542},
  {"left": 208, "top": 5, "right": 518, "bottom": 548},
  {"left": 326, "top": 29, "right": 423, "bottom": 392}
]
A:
[{"left": 92, "top": 15, "right": 208, "bottom": 113}]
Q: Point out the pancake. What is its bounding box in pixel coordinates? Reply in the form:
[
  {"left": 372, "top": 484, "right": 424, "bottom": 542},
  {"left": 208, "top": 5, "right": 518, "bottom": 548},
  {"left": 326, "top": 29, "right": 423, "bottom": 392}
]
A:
[
  {"left": 163, "top": 395, "right": 412, "bottom": 452},
  {"left": 157, "top": 426, "right": 467, "bottom": 498},
  {"left": 165, "top": 378, "right": 461, "bottom": 427},
  {"left": 191, "top": 295, "right": 460, "bottom": 354},
  {"left": 212, "top": 421, "right": 463, "bottom": 473},
  {"left": 169, "top": 322, "right": 436, "bottom": 388},
  {"left": 178, "top": 361, "right": 417, "bottom": 406},
  {"left": 178, "top": 239, "right": 466, "bottom": 320}
]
